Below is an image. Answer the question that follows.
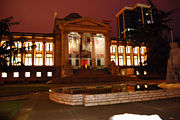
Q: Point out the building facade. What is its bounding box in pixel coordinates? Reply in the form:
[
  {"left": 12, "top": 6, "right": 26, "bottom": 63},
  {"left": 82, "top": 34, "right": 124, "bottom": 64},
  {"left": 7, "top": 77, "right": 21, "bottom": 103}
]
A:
[
  {"left": 0, "top": 3, "right": 151, "bottom": 82},
  {"left": 0, "top": 13, "right": 111, "bottom": 82}
]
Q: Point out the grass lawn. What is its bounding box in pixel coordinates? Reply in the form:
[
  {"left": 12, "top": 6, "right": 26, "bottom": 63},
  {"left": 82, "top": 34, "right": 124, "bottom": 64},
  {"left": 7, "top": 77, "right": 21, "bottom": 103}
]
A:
[
  {"left": 0, "top": 100, "right": 27, "bottom": 120},
  {"left": 0, "top": 84, "right": 50, "bottom": 97}
]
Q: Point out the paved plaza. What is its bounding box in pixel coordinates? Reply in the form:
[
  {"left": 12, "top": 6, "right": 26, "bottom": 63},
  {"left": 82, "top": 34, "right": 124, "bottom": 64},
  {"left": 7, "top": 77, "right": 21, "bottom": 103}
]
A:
[{"left": 13, "top": 92, "right": 180, "bottom": 120}]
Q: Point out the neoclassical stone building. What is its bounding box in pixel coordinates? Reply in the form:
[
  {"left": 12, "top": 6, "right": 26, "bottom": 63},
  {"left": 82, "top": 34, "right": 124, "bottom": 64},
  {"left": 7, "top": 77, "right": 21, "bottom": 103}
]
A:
[
  {"left": 0, "top": 4, "right": 149, "bottom": 82},
  {"left": 53, "top": 13, "right": 111, "bottom": 69},
  {"left": 0, "top": 13, "right": 112, "bottom": 82}
]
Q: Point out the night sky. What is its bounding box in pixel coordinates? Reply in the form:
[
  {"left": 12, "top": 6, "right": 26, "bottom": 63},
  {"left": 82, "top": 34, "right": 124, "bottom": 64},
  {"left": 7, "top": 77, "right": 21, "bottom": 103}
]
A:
[{"left": 0, "top": 0, "right": 179, "bottom": 39}]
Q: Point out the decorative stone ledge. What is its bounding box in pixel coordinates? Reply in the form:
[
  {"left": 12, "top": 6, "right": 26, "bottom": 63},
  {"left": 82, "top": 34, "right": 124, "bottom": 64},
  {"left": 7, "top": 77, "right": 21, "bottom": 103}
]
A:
[{"left": 49, "top": 88, "right": 180, "bottom": 107}]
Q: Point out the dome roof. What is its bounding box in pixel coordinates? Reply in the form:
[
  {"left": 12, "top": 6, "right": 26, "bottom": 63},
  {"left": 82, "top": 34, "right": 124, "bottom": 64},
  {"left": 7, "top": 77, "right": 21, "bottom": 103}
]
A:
[{"left": 64, "top": 13, "right": 82, "bottom": 21}]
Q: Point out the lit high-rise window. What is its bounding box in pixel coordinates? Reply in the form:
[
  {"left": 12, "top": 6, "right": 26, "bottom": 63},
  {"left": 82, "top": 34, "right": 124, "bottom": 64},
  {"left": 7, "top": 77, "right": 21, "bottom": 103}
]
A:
[
  {"left": 134, "top": 56, "right": 138, "bottom": 66},
  {"left": 25, "top": 42, "right": 32, "bottom": 51},
  {"left": 35, "top": 54, "right": 43, "bottom": 66},
  {"left": 119, "top": 56, "right": 123, "bottom": 66},
  {"left": 35, "top": 42, "right": 43, "bottom": 51},
  {"left": 127, "top": 56, "right": 131, "bottom": 66},
  {"left": 126, "top": 46, "right": 131, "bottom": 53},
  {"left": 46, "top": 54, "right": 53, "bottom": 66},
  {"left": 46, "top": 43, "right": 53, "bottom": 51},
  {"left": 25, "top": 54, "right": 32, "bottom": 66},
  {"left": 110, "top": 45, "right": 116, "bottom": 53},
  {"left": 118, "top": 46, "right": 123, "bottom": 53}
]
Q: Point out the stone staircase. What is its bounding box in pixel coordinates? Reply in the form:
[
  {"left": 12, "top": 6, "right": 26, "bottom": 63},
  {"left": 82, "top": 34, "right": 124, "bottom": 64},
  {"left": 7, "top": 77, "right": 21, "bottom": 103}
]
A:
[{"left": 54, "top": 68, "right": 137, "bottom": 84}]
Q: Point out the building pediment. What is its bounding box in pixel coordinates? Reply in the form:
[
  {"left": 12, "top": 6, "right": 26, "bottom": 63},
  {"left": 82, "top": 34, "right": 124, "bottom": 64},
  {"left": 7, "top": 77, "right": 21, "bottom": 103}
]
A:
[{"left": 59, "top": 17, "right": 111, "bottom": 32}]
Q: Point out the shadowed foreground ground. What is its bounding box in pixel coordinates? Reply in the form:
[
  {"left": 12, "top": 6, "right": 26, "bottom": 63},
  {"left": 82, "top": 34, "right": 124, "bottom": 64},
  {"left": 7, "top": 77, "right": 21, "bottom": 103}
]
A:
[{"left": 13, "top": 92, "right": 180, "bottom": 120}]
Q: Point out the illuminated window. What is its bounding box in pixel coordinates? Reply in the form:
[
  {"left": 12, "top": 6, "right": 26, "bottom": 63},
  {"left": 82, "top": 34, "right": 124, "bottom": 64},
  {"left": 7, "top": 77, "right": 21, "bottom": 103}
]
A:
[
  {"left": 118, "top": 46, "right": 123, "bottom": 53},
  {"left": 36, "top": 72, "right": 41, "bottom": 77},
  {"left": 46, "top": 43, "right": 53, "bottom": 51},
  {"left": 126, "top": 56, "right": 131, "bottom": 66},
  {"left": 13, "top": 72, "right": 19, "bottom": 77},
  {"left": 25, "top": 72, "right": 30, "bottom": 77},
  {"left": 13, "top": 54, "right": 21, "bottom": 66},
  {"left": 110, "top": 45, "right": 116, "bottom": 53},
  {"left": 2, "top": 72, "right": 7, "bottom": 78},
  {"left": 119, "top": 56, "right": 123, "bottom": 66},
  {"left": 141, "top": 47, "right": 146, "bottom": 54},
  {"left": 47, "top": 72, "right": 52, "bottom": 77},
  {"left": 134, "top": 56, "right": 138, "bottom": 66},
  {"left": 133, "top": 47, "right": 138, "bottom": 54},
  {"left": 15, "top": 42, "right": 21, "bottom": 49},
  {"left": 126, "top": 46, "right": 131, "bottom": 53},
  {"left": 25, "top": 54, "right": 32, "bottom": 66},
  {"left": 25, "top": 42, "right": 32, "bottom": 51},
  {"left": 111, "top": 55, "right": 116, "bottom": 62},
  {"left": 141, "top": 56, "right": 145, "bottom": 66},
  {"left": 35, "top": 54, "right": 43, "bottom": 66},
  {"left": 35, "top": 42, "right": 43, "bottom": 51},
  {"left": 46, "top": 54, "right": 53, "bottom": 66}
]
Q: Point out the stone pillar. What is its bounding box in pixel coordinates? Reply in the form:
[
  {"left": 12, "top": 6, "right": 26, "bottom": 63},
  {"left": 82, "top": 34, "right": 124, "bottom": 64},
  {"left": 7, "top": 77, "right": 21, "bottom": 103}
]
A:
[
  {"left": 123, "top": 46, "right": 126, "bottom": 66},
  {"left": 104, "top": 34, "right": 111, "bottom": 67},
  {"left": 43, "top": 41, "right": 46, "bottom": 66},
  {"left": 21, "top": 42, "right": 24, "bottom": 65},
  {"left": 91, "top": 33, "right": 96, "bottom": 68},
  {"left": 63, "top": 32, "right": 69, "bottom": 66},
  {"left": 79, "top": 32, "right": 83, "bottom": 67},
  {"left": 139, "top": 46, "right": 142, "bottom": 65},
  {"left": 32, "top": 41, "right": 35, "bottom": 66},
  {"left": 130, "top": 46, "right": 134, "bottom": 66},
  {"left": 116, "top": 45, "right": 119, "bottom": 66}
]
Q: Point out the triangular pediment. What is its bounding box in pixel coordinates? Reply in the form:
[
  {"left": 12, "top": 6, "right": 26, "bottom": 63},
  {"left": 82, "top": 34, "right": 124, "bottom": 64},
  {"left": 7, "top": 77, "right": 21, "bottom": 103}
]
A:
[{"left": 63, "top": 17, "right": 110, "bottom": 29}]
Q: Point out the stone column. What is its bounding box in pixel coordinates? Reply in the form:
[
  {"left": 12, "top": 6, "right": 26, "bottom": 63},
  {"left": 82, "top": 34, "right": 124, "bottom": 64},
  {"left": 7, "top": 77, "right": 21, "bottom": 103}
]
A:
[
  {"left": 123, "top": 46, "right": 126, "bottom": 66},
  {"left": 91, "top": 33, "right": 96, "bottom": 68},
  {"left": 116, "top": 45, "right": 119, "bottom": 66},
  {"left": 139, "top": 46, "right": 142, "bottom": 66},
  {"left": 21, "top": 42, "right": 24, "bottom": 65},
  {"left": 63, "top": 31, "right": 69, "bottom": 66},
  {"left": 130, "top": 46, "right": 134, "bottom": 66},
  {"left": 43, "top": 41, "right": 46, "bottom": 66},
  {"left": 104, "top": 34, "right": 111, "bottom": 67},
  {"left": 79, "top": 32, "right": 83, "bottom": 67},
  {"left": 32, "top": 41, "right": 35, "bottom": 66}
]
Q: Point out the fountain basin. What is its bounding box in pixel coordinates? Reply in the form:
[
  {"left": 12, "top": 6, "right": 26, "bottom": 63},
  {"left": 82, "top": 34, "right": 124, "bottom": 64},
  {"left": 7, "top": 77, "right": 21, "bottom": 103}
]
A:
[{"left": 49, "top": 84, "right": 180, "bottom": 106}]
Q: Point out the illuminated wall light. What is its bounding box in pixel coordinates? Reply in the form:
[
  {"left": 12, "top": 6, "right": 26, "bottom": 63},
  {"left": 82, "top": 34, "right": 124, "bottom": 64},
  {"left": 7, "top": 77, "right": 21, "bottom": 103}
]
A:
[
  {"left": 2, "top": 72, "right": 7, "bottom": 78},
  {"left": 144, "top": 85, "right": 148, "bottom": 89},
  {"left": 13, "top": 72, "right": 19, "bottom": 78},
  {"left": 144, "top": 71, "right": 147, "bottom": 75},
  {"left": 36, "top": 72, "right": 41, "bottom": 77},
  {"left": 136, "top": 71, "right": 140, "bottom": 75},
  {"left": 137, "top": 85, "right": 140, "bottom": 89},
  {"left": 25, "top": 72, "right": 30, "bottom": 77}
]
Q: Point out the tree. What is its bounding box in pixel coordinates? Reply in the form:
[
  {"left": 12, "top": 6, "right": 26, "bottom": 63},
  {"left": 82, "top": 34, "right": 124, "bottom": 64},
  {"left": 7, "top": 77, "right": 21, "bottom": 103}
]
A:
[
  {"left": 0, "top": 17, "right": 29, "bottom": 71},
  {"left": 132, "top": 0, "right": 175, "bottom": 74}
]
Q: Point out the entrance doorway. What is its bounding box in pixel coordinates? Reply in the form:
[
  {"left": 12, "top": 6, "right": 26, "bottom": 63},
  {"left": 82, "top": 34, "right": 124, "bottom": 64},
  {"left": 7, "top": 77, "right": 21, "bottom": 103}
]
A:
[{"left": 82, "top": 60, "right": 88, "bottom": 69}]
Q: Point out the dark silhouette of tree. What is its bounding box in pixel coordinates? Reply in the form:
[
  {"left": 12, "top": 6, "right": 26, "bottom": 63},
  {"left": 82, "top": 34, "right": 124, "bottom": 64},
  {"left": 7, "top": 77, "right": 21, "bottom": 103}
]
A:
[
  {"left": 0, "top": 17, "right": 30, "bottom": 71},
  {"left": 132, "top": 0, "right": 176, "bottom": 74}
]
